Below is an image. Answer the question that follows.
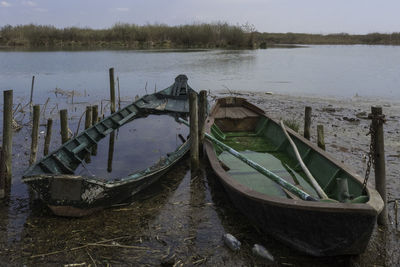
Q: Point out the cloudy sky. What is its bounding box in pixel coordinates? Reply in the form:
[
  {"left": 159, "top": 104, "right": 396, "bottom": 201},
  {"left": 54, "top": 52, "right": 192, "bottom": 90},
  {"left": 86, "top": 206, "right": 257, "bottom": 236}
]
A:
[{"left": 0, "top": 0, "right": 399, "bottom": 34}]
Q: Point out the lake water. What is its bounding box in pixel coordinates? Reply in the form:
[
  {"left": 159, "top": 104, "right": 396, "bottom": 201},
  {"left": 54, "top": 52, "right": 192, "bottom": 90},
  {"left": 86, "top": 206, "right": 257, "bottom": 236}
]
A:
[{"left": 0, "top": 45, "right": 400, "bottom": 103}]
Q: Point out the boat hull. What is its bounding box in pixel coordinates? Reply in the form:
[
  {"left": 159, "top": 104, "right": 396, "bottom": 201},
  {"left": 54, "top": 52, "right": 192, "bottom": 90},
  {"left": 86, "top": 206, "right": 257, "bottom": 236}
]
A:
[
  {"left": 23, "top": 74, "right": 193, "bottom": 217},
  {"left": 27, "top": 143, "right": 188, "bottom": 217},
  {"left": 205, "top": 97, "right": 383, "bottom": 256},
  {"left": 209, "top": 160, "right": 376, "bottom": 256}
]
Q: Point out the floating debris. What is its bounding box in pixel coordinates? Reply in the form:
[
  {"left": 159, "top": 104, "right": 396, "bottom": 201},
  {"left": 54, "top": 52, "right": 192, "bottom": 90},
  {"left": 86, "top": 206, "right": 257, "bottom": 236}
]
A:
[
  {"left": 223, "top": 233, "right": 241, "bottom": 251},
  {"left": 53, "top": 87, "right": 81, "bottom": 97},
  {"left": 252, "top": 244, "right": 274, "bottom": 262},
  {"left": 12, "top": 119, "right": 22, "bottom": 131}
]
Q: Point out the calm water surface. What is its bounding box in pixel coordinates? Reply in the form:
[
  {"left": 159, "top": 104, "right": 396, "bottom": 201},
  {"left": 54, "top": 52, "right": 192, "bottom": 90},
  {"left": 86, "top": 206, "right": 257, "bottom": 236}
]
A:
[
  {"left": 0, "top": 45, "right": 400, "bottom": 101},
  {"left": 75, "top": 115, "right": 189, "bottom": 179}
]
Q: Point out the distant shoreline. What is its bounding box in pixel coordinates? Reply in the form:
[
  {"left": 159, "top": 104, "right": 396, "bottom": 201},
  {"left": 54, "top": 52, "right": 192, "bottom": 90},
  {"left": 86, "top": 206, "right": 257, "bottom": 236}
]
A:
[{"left": 1, "top": 23, "right": 399, "bottom": 49}]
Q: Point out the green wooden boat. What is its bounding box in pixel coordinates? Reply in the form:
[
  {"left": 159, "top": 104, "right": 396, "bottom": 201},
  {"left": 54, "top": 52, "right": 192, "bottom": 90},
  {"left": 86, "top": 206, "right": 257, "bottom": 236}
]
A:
[
  {"left": 204, "top": 97, "right": 384, "bottom": 256},
  {"left": 23, "top": 75, "right": 194, "bottom": 217}
]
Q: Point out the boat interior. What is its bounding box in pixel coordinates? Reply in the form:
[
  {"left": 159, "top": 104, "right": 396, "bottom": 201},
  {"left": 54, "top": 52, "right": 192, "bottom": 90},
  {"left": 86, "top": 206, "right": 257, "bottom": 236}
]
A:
[{"left": 210, "top": 98, "right": 369, "bottom": 203}]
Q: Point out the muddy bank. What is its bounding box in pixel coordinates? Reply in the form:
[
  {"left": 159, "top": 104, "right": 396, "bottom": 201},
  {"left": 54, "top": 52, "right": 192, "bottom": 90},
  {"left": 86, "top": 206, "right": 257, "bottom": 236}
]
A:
[
  {"left": 216, "top": 90, "right": 400, "bottom": 266},
  {"left": 0, "top": 91, "right": 399, "bottom": 266}
]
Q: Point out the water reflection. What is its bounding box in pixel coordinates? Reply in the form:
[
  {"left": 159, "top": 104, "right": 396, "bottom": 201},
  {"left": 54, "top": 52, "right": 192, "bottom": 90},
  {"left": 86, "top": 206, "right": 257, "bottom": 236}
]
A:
[
  {"left": 75, "top": 114, "right": 189, "bottom": 180},
  {"left": 107, "top": 131, "right": 115, "bottom": 173}
]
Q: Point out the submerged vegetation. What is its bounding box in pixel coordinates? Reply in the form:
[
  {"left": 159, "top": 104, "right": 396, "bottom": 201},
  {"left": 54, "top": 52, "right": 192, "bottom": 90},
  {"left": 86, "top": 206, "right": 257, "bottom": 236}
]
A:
[{"left": 0, "top": 23, "right": 400, "bottom": 49}]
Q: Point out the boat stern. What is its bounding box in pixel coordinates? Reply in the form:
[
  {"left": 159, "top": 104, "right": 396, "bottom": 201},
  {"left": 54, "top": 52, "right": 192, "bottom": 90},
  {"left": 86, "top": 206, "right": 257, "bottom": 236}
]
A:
[{"left": 24, "top": 174, "right": 107, "bottom": 217}]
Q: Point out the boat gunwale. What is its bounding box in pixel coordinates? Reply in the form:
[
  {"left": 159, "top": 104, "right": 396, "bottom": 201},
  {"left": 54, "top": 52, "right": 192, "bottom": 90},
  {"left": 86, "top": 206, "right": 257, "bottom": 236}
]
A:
[
  {"left": 22, "top": 131, "right": 191, "bottom": 188},
  {"left": 22, "top": 107, "right": 189, "bottom": 179},
  {"left": 205, "top": 97, "right": 384, "bottom": 215},
  {"left": 22, "top": 80, "right": 194, "bottom": 181}
]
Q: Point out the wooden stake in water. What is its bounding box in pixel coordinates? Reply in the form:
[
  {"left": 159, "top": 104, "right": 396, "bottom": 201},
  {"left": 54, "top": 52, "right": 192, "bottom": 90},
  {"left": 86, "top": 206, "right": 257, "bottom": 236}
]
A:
[
  {"left": 304, "top": 106, "right": 312, "bottom": 140},
  {"left": 0, "top": 147, "right": 3, "bottom": 198},
  {"left": 85, "top": 106, "right": 93, "bottom": 129},
  {"left": 117, "top": 77, "right": 121, "bottom": 111},
  {"left": 198, "top": 90, "right": 208, "bottom": 155},
  {"left": 1, "top": 90, "right": 13, "bottom": 196},
  {"left": 29, "top": 105, "right": 40, "bottom": 165},
  {"left": 189, "top": 91, "right": 199, "bottom": 173},
  {"left": 109, "top": 68, "right": 116, "bottom": 114},
  {"left": 43, "top": 118, "right": 53, "bottom": 156},
  {"left": 371, "top": 106, "right": 388, "bottom": 226},
  {"left": 60, "top": 109, "right": 69, "bottom": 144},
  {"left": 30, "top": 75, "right": 35, "bottom": 106},
  {"left": 317, "top": 125, "right": 325, "bottom": 150}
]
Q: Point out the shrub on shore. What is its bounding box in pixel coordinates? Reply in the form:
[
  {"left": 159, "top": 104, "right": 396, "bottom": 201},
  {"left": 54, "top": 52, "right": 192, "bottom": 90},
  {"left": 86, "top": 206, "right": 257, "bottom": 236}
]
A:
[
  {"left": 1, "top": 23, "right": 399, "bottom": 49},
  {"left": 0, "top": 23, "right": 252, "bottom": 48},
  {"left": 255, "top": 32, "right": 400, "bottom": 45}
]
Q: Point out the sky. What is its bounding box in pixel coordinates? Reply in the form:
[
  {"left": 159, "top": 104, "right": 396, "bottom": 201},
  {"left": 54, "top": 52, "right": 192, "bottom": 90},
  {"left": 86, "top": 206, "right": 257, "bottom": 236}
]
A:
[{"left": 0, "top": 0, "right": 399, "bottom": 34}]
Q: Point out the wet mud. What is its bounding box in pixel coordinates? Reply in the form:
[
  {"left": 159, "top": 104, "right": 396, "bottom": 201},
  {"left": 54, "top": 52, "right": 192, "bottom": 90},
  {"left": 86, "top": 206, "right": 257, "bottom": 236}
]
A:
[{"left": 0, "top": 91, "right": 399, "bottom": 266}]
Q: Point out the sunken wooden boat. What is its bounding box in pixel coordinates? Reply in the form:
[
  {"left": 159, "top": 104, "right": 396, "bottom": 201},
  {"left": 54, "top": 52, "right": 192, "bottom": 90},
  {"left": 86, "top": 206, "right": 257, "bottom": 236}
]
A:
[
  {"left": 204, "top": 97, "right": 384, "bottom": 256},
  {"left": 23, "top": 75, "right": 194, "bottom": 217}
]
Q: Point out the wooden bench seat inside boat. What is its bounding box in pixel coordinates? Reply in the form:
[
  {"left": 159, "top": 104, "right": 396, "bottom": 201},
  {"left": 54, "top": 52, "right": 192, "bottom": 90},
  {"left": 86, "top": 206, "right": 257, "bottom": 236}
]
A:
[{"left": 215, "top": 106, "right": 260, "bottom": 132}]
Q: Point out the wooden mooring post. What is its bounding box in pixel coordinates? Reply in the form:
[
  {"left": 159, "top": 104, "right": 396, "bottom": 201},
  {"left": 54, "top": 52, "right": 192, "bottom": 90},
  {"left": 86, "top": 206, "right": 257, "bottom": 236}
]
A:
[
  {"left": 198, "top": 90, "right": 208, "bottom": 156},
  {"left": 60, "top": 109, "right": 69, "bottom": 144},
  {"left": 43, "top": 118, "right": 53, "bottom": 156},
  {"left": 109, "top": 68, "right": 116, "bottom": 114},
  {"left": 117, "top": 76, "right": 121, "bottom": 111},
  {"left": 304, "top": 106, "right": 312, "bottom": 140},
  {"left": 85, "top": 106, "right": 93, "bottom": 130},
  {"left": 1, "top": 90, "right": 13, "bottom": 197},
  {"left": 30, "top": 75, "right": 35, "bottom": 106},
  {"left": 189, "top": 91, "right": 199, "bottom": 173},
  {"left": 317, "top": 125, "right": 325, "bottom": 150},
  {"left": 29, "top": 105, "right": 40, "bottom": 165},
  {"left": 370, "top": 106, "right": 388, "bottom": 226},
  {"left": 0, "top": 147, "right": 3, "bottom": 199}
]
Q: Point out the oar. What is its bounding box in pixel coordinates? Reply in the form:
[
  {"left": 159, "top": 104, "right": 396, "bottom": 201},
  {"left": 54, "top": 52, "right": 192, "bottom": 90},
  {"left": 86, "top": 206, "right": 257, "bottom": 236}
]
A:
[
  {"left": 279, "top": 120, "right": 329, "bottom": 199},
  {"left": 178, "top": 118, "right": 318, "bottom": 202}
]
